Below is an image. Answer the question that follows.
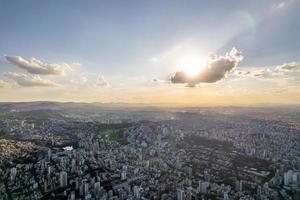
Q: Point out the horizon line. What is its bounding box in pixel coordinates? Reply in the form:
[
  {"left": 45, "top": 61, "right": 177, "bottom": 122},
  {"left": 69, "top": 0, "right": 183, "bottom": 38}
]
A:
[{"left": 0, "top": 100, "right": 299, "bottom": 108}]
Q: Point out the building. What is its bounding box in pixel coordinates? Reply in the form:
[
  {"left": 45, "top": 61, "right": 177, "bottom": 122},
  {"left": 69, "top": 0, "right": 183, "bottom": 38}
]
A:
[
  {"left": 59, "top": 171, "right": 68, "bottom": 188},
  {"left": 177, "top": 189, "right": 185, "bottom": 200}
]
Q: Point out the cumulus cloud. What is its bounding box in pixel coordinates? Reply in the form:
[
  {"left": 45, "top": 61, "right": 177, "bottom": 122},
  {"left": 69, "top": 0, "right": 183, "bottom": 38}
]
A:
[
  {"left": 95, "top": 75, "right": 109, "bottom": 87},
  {"left": 5, "top": 55, "right": 71, "bottom": 75},
  {"left": 170, "top": 48, "right": 243, "bottom": 87},
  {"left": 4, "top": 72, "right": 58, "bottom": 87}
]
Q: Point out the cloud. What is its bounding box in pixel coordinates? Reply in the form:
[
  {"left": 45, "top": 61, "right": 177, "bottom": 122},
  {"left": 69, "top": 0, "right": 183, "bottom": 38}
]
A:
[
  {"left": 152, "top": 78, "right": 164, "bottom": 83},
  {"left": 70, "top": 75, "right": 88, "bottom": 84},
  {"left": 235, "top": 68, "right": 273, "bottom": 78},
  {"left": 170, "top": 48, "right": 243, "bottom": 87},
  {"left": 150, "top": 78, "right": 169, "bottom": 86},
  {"left": 273, "top": 0, "right": 294, "bottom": 10},
  {"left": 0, "top": 80, "right": 7, "bottom": 88},
  {"left": 235, "top": 61, "right": 300, "bottom": 79},
  {"left": 4, "top": 72, "right": 58, "bottom": 87},
  {"left": 275, "top": 62, "right": 300, "bottom": 72},
  {"left": 277, "top": 2, "right": 286, "bottom": 9},
  {"left": 72, "top": 62, "right": 82, "bottom": 66},
  {"left": 95, "top": 75, "right": 109, "bottom": 87},
  {"left": 5, "top": 55, "right": 71, "bottom": 75},
  {"left": 150, "top": 57, "right": 161, "bottom": 63}
]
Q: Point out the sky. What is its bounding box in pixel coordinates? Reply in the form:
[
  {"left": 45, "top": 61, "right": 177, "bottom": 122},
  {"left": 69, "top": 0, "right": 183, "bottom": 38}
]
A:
[{"left": 0, "top": 0, "right": 299, "bottom": 105}]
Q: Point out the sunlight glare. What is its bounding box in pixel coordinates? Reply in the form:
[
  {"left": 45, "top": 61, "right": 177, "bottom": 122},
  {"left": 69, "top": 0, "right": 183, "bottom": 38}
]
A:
[{"left": 179, "top": 54, "right": 205, "bottom": 77}]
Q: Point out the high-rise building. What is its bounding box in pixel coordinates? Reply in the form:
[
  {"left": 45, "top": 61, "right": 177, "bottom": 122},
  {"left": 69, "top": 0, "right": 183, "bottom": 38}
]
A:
[
  {"left": 121, "top": 171, "right": 127, "bottom": 180},
  {"left": 223, "top": 192, "right": 229, "bottom": 200},
  {"left": 284, "top": 170, "right": 293, "bottom": 185},
  {"left": 204, "top": 170, "right": 210, "bottom": 182},
  {"left": 70, "top": 191, "right": 76, "bottom": 200},
  {"left": 177, "top": 189, "right": 185, "bottom": 200},
  {"left": 292, "top": 172, "right": 300, "bottom": 183},
  {"left": 257, "top": 185, "right": 262, "bottom": 200},
  {"left": 71, "top": 159, "right": 76, "bottom": 173},
  {"left": 47, "top": 166, "right": 51, "bottom": 178},
  {"left": 94, "top": 182, "right": 101, "bottom": 197},
  {"left": 239, "top": 180, "right": 243, "bottom": 192},
  {"left": 59, "top": 171, "right": 68, "bottom": 188},
  {"left": 48, "top": 149, "right": 52, "bottom": 160},
  {"left": 133, "top": 186, "right": 141, "bottom": 199},
  {"left": 199, "top": 182, "right": 209, "bottom": 194},
  {"left": 198, "top": 180, "right": 202, "bottom": 193},
  {"left": 84, "top": 182, "right": 89, "bottom": 196},
  {"left": 187, "top": 187, "right": 192, "bottom": 200},
  {"left": 10, "top": 167, "right": 17, "bottom": 181}
]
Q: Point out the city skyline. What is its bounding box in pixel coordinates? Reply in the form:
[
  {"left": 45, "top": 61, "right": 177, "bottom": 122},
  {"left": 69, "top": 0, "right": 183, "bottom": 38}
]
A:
[
  {"left": 0, "top": 102, "right": 299, "bottom": 199},
  {"left": 0, "top": 0, "right": 299, "bottom": 105}
]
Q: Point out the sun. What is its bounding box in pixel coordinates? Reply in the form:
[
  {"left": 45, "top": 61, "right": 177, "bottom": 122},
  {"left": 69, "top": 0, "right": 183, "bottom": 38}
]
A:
[{"left": 179, "top": 54, "right": 205, "bottom": 77}]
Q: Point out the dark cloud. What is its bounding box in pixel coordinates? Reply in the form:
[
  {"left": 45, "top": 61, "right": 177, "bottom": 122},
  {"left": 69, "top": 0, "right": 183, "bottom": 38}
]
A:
[
  {"left": 4, "top": 72, "right": 58, "bottom": 87},
  {"left": 5, "top": 56, "right": 71, "bottom": 75},
  {"left": 170, "top": 48, "right": 243, "bottom": 87}
]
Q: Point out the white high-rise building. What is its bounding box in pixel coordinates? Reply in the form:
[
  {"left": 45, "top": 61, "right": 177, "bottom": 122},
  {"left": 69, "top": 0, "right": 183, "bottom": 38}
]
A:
[
  {"left": 239, "top": 180, "right": 243, "bottom": 192},
  {"left": 223, "top": 192, "right": 229, "bottom": 200},
  {"left": 84, "top": 182, "right": 89, "bottom": 196},
  {"left": 94, "top": 182, "right": 101, "bottom": 197},
  {"left": 292, "top": 172, "right": 299, "bottom": 183},
  {"left": 284, "top": 170, "right": 300, "bottom": 186},
  {"left": 177, "top": 189, "right": 185, "bottom": 200},
  {"left": 284, "top": 170, "right": 293, "bottom": 185},
  {"left": 10, "top": 167, "right": 17, "bottom": 181},
  {"left": 133, "top": 186, "right": 141, "bottom": 199},
  {"left": 59, "top": 171, "right": 68, "bottom": 188},
  {"left": 47, "top": 166, "right": 51, "bottom": 178},
  {"left": 71, "top": 159, "right": 76, "bottom": 172},
  {"left": 199, "top": 182, "right": 209, "bottom": 194},
  {"left": 70, "top": 191, "right": 76, "bottom": 200},
  {"left": 121, "top": 171, "right": 127, "bottom": 180}
]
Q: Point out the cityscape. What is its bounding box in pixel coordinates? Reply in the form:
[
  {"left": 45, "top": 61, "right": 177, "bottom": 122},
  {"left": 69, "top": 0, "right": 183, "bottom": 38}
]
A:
[{"left": 0, "top": 102, "right": 299, "bottom": 199}]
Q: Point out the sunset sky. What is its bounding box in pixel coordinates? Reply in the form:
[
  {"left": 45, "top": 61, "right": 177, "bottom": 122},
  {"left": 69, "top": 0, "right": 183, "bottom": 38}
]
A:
[{"left": 0, "top": 0, "right": 299, "bottom": 105}]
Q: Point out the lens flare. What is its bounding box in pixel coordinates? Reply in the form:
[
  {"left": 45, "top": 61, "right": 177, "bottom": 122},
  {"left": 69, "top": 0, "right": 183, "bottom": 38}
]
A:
[{"left": 179, "top": 55, "right": 205, "bottom": 77}]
